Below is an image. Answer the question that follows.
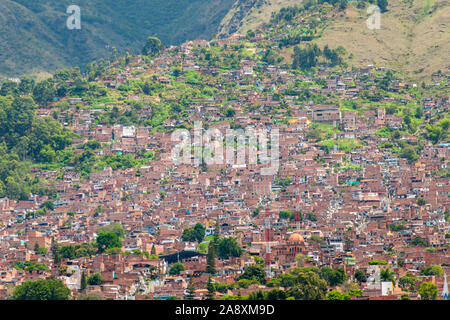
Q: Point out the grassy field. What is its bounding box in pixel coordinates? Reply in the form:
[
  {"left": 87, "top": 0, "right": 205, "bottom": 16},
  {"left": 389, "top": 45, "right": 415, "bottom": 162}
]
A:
[{"left": 315, "top": 0, "right": 450, "bottom": 80}]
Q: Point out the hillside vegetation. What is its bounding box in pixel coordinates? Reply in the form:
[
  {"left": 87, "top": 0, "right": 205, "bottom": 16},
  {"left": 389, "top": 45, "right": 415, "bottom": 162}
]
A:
[
  {"left": 216, "top": 0, "right": 304, "bottom": 37},
  {"left": 315, "top": 0, "right": 450, "bottom": 79},
  {"left": 0, "top": 0, "right": 235, "bottom": 77},
  {"left": 217, "top": 0, "right": 449, "bottom": 79},
  {"left": 1, "top": 0, "right": 448, "bottom": 79}
]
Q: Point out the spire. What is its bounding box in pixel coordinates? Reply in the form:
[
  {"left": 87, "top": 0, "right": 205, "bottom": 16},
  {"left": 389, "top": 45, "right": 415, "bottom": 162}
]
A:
[{"left": 442, "top": 273, "right": 449, "bottom": 300}]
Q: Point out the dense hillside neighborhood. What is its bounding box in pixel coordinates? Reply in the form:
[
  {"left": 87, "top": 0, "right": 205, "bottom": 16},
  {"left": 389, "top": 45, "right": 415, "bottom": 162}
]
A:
[{"left": 0, "top": 3, "right": 449, "bottom": 301}]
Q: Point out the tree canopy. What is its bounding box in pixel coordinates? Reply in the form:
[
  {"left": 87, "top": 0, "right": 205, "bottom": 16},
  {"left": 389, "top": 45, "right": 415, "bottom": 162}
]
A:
[
  {"left": 13, "top": 279, "right": 71, "bottom": 300},
  {"left": 182, "top": 223, "right": 205, "bottom": 242},
  {"left": 96, "top": 232, "right": 122, "bottom": 253},
  {"left": 217, "top": 237, "right": 243, "bottom": 259},
  {"left": 87, "top": 273, "right": 103, "bottom": 285},
  {"left": 142, "top": 37, "right": 163, "bottom": 56},
  {"left": 169, "top": 262, "right": 186, "bottom": 275},
  {"left": 238, "top": 265, "right": 267, "bottom": 284},
  {"left": 418, "top": 282, "right": 438, "bottom": 300}
]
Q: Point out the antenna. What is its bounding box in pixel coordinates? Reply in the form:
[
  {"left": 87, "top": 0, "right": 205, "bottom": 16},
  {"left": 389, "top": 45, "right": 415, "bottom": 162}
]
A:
[{"left": 264, "top": 207, "right": 272, "bottom": 279}]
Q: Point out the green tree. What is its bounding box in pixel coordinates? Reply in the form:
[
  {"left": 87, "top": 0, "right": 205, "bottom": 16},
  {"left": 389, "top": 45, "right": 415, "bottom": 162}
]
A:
[
  {"left": 414, "top": 106, "right": 424, "bottom": 119},
  {"left": 19, "top": 78, "right": 35, "bottom": 95},
  {"left": 418, "top": 282, "right": 438, "bottom": 300},
  {"left": 305, "top": 213, "right": 317, "bottom": 222},
  {"left": 217, "top": 237, "right": 242, "bottom": 259},
  {"left": 185, "top": 278, "right": 195, "bottom": 300},
  {"left": 13, "top": 279, "right": 70, "bottom": 300},
  {"left": 59, "top": 245, "right": 76, "bottom": 260},
  {"left": 33, "top": 80, "right": 56, "bottom": 106},
  {"left": 292, "top": 44, "right": 322, "bottom": 70},
  {"left": 80, "top": 272, "right": 87, "bottom": 291},
  {"left": 390, "top": 223, "right": 407, "bottom": 231},
  {"left": 399, "top": 274, "right": 419, "bottom": 292},
  {"left": 225, "top": 107, "right": 235, "bottom": 117},
  {"left": 182, "top": 228, "right": 195, "bottom": 242},
  {"left": 265, "top": 289, "right": 287, "bottom": 300},
  {"left": 248, "top": 290, "right": 266, "bottom": 300},
  {"left": 236, "top": 279, "right": 255, "bottom": 289},
  {"left": 399, "top": 146, "right": 418, "bottom": 162},
  {"left": 348, "top": 286, "right": 363, "bottom": 297},
  {"left": 354, "top": 269, "right": 367, "bottom": 284},
  {"left": 0, "top": 81, "right": 19, "bottom": 96},
  {"left": 142, "top": 37, "right": 163, "bottom": 56},
  {"left": 238, "top": 265, "right": 266, "bottom": 284},
  {"left": 246, "top": 29, "right": 256, "bottom": 39},
  {"left": 411, "top": 236, "right": 427, "bottom": 247},
  {"left": 420, "top": 265, "right": 443, "bottom": 276},
  {"left": 213, "top": 221, "right": 220, "bottom": 244},
  {"left": 87, "top": 273, "right": 103, "bottom": 285},
  {"left": 13, "top": 261, "right": 49, "bottom": 272},
  {"left": 40, "top": 201, "right": 55, "bottom": 211},
  {"left": 96, "top": 232, "right": 122, "bottom": 253},
  {"left": 181, "top": 223, "right": 205, "bottom": 242},
  {"left": 193, "top": 223, "right": 206, "bottom": 242},
  {"left": 287, "top": 270, "right": 328, "bottom": 300},
  {"left": 169, "top": 262, "right": 185, "bottom": 275},
  {"left": 279, "top": 210, "right": 293, "bottom": 220},
  {"left": 206, "top": 242, "right": 216, "bottom": 274},
  {"left": 2, "top": 175, "right": 28, "bottom": 200},
  {"left": 270, "top": 273, "right": 297, "bottom": 288},
  {"left": 326, "top": 289, "right": 350, "bottom": 300},
  {"left": 4, "top": 97, "right": 36, "bottom": 138},
  {"left": 319, "top": 267, "right": 347, "bottom": 286},
  {"left": 206, "top": 275, "right": 215, "bottom": 300},
  {"left": 380, "top": 268, "right": 395, "bottom": 284},
  {"left": 35, "top": 245, "right": 47, "bottom": 255},
  {"left": 74, "top": 242, "right": 97, "bottom": 258}
]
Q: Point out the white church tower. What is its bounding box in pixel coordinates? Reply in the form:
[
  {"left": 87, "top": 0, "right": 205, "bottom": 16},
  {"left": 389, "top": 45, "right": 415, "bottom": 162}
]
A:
[{"left": 442, "top": 273, "right": 449, "bottom": 300}]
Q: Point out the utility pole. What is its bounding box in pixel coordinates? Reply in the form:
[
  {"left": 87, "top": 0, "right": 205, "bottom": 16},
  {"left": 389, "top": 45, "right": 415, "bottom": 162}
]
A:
[{"left": 264, "top": 208, "right": 272, "bottom": 279}]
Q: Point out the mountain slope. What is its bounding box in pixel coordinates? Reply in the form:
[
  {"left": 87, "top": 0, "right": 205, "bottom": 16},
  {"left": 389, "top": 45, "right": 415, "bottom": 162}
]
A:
[
  {"left": 216, "top": 0, "right": 303, "bottom": 37},
  {"left": 217, "top": 0, "right": 449, "bottom": 79},
  {"left": 315, "top": 0, "right": 450, "bottom": 79},
  {"left": 0, "top": 0, "right": 235, "bottom": 77}
]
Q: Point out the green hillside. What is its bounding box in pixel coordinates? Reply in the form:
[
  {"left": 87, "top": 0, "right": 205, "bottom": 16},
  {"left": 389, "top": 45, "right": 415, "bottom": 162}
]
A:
[
  {"left": 216, "top": 0, "right": 303, "bottom": 37},
  {"left": 216, "top": 0, "right": 449, "bottom": 79},
  {"left": 0, "top": 0, "right": 235, "bottom": 77},
  {"left": 2, "top": 0, "right": 448, "bottom": 79}
]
